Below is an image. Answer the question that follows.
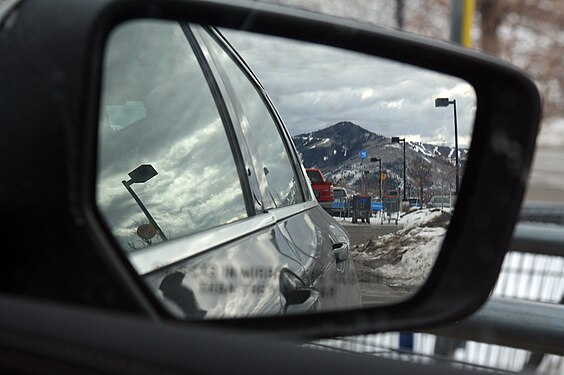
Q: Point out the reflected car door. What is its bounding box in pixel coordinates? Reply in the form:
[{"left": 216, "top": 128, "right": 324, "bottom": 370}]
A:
[
  {"left": 97, "top": 20, "right": 320, "bottom": 319},
  {"left": 196, "top": 26, "right": 362, "bottom": 312},
  {"left": 277, "top": 206, "right": 363, "bottom": 310},
  {"left": 138, "top": 221, "right": 312, "bottom": 319}
]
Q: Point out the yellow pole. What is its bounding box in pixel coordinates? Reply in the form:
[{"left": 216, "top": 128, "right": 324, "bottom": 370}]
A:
[{"left": 461, "top": 0, "right": 475, "bottom": 48}]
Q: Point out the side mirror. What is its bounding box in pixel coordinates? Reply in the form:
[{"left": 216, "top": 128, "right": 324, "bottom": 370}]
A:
[
  {"left": 90, "top": 2, "right": 540, "bottom": 336},
  {"left": 3, "top": 0, "right": 538, "bottom": 339}
]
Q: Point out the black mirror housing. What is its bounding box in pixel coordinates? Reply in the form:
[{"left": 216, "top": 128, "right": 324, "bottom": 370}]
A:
[{"left": 0, "top": 0, "right": 541, "bottom": 339}]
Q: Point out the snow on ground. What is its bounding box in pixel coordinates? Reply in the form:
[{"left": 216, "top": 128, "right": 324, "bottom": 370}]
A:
[
  {"left": 351, "top": 209, "right": 450, "bottom": 288},
  {"left": 409, "top": 141, "right": 434, "bottom": 157}
]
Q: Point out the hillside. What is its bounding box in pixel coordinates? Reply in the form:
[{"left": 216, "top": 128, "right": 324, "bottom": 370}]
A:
[{"left": 292, "top": 121, "right": 468, "bottom": 200}]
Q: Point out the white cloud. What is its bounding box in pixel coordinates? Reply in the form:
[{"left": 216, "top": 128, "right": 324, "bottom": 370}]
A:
[
  {"left": 223, "top": 28, "right": 476, "bottom": 148},
  {"left": 386, "top": 99, "right": 405, "bottom": 109}
]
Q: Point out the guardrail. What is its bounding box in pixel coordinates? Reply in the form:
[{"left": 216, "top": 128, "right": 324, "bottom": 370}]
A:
[
  {"left": 422, "top": 222, "right": 564, "bottom": 371},
  {"left": 310, "top": 220, "right": 564, "bottom": 373},
  {"left": 424, "top": 298, "right": 564, "bottom": 356},
  {"left": 519, "top": 204, "right": 564, "bottom": 226},
  {"left": 510, "top": 222, "right": 564, "bottom": 257}
]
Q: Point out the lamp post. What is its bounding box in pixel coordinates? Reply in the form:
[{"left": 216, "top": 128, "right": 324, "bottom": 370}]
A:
[
  {"left": 122, "top": 164, "right": 168, "bottom": 241},
  {"left": 391, "top": 137, "right": 407, "bottom": 200},
  {"left": 370, "top": 157, "right": 382, "bottom": 202},
  {"left": 435, "top": 97, "right": 459, "bottom": 195}
]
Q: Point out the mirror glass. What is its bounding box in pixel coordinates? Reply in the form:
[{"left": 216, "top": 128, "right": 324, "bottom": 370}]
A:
[{"left": 96, "top": 19, "right": 476, "bottom": 320}]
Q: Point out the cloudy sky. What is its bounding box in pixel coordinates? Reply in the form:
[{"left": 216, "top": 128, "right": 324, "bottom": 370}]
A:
[
  {"left": 222, "top": 28, "right": 476, "bottom": 148},
  {"left": 96, "top": 20, "right": 477, "bottom": 252}
]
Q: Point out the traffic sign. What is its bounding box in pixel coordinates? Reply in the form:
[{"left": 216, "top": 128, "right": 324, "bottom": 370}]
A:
[
  {"left": 137, "top": 223, "right": 157, "bottom": 240},
  {"left": 359, "top": 150, "right": 368, "bottom": 159}
]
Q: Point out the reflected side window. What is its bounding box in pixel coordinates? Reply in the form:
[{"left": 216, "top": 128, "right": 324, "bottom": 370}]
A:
[
  {"left": 306, "top": 170, "right": 323, "bottom": 184},
  {"left": 334, "top": 190, "right": 346, "bottom": 199},
  {"left": 96, "top": 21, "right": 248, "bottom": 252},
  {"left": 198, "top": 29, "right": 305, "bottom": 210}
]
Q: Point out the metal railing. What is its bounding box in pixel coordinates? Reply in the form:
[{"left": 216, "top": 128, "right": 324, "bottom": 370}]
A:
[
  {"left": 309, "top": 218, "right": 564, "bottom": 373},
  {"left": 519, "top": 204, "right": 564, "bottom": 226}
]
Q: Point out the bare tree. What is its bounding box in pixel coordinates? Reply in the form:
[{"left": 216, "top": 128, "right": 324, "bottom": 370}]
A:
[
  {"left": 264, "top": 0, "right": 562, "bottom": 117},
  {"left": 436, "top": 156, "right": 456, "bottom": 198},
  {"left": 409, "top": 157, "right": 433, "bottom": 204},
  {"left": 476, "top": 0, "right": 506, "bottom": 54}
]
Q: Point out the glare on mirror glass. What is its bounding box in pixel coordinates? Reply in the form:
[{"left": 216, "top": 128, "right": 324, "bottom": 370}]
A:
[{"left": 96, "top": 19, "right": 476, "bottom": 320}]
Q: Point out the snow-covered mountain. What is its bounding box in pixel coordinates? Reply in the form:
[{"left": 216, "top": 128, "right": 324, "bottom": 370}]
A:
[
  {"left": 292, "top": 121, "right": 387, "bottom": 168},
  {"left": 292, "top": 121, "right": 468, "bottom": 198}
]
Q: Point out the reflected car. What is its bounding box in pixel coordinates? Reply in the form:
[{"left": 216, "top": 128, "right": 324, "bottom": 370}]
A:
[
  {"left": 408, "top": 198, "right": 422, "bottom": 209},
  {"left": 330, "top": 187, "right": 350, "bottom": 216},
  {"left": 427, "top": 195, "right": 452, "bottom": 208},
  {"left": 305, "top": 168, "right": 335, "bottom": 212},
  {"left": 95, "top": 22, "right": 362, "bottom": 319}
]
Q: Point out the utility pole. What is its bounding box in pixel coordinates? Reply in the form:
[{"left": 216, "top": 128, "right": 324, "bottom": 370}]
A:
[
  {"left": 391, "top": 137, "right": 407, "bottom": 200},
  {"left": 435, "top": 98, "right": 460, "bottom": 194},
  {"left": 371, "top": 157, "right": 382, "bottom": 202},
  {"left": 122, "top": 164, "right": 167, "bottom": 242}
]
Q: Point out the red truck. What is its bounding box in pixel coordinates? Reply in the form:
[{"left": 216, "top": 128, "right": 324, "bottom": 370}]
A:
[{"left": 306, "top": 168, "right": 334, "bottom": 212}]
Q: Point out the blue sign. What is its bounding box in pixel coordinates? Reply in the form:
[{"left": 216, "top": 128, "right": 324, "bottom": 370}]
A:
[
  {"left": 371, "top": 202, "right": 383, "bottom": 211},
  {"left": 359, "top": 150, "right": 368, "bottom": 159}
]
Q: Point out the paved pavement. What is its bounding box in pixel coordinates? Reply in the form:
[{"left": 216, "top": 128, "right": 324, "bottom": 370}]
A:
[
  {"left": 337, "top": 218, "right": 408, "bottom": 305},
  {"left": 338, "top": 220, "right": 402, "bottom": 246}
]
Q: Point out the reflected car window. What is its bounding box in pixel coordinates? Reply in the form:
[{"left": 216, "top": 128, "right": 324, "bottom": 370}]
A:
[
  {"left": 198, "top": 29, "right": 305, "bottom": 210},
  {"left": 334, "top": 189, "right": 346, "bottom": 199},
  {"left": 96, "top": 21, "right": 248, "bottom": 251},
  {"left": 306, "top": 170, "right": 323, "bottom": 183}
]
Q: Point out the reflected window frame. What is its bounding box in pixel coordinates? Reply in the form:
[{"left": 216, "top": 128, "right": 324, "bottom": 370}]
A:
[
  {"left": 193, "top": 25, "right": 313, "bottom": 208},
  {"left": 95, "top": 20, "right": 257, "bottom": 251}
]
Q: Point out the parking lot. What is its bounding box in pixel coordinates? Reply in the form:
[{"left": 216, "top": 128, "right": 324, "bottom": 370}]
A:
[{"left": 339, "top": 220, "right": 402, "bottom": 246}]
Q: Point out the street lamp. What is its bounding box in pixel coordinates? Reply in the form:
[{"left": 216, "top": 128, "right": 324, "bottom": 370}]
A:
[
  {"left": 391, "top": 137, "right": 407, "bottom": 200},
  {"left": 370, "top": 157, "right": 382, "bottom": 202},
  {"left": 122, "top": 164, "right": 168, "bottom": 241},
  {"left": 435, "top": 97, "right": 460, "bottom": 195}
]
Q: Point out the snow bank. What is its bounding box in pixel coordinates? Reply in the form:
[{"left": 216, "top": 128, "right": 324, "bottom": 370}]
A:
[
  {"left": 400, "top": 208, "right": 447, "bottom": 230},
  {"left": 377, "top": 226, "right": 445, "bottom": 287},
  {"left": 352, "top": 209, "right": 450, "bottom": 288}
]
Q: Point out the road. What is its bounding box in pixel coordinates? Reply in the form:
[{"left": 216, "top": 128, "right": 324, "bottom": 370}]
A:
[
  {"left": 339, "top": 221, "right": 401, "bottom": 246},
  {"left": 524, "top": 147, "right": 564, "bottom": 204},
  {"left": 338, "top": 218, "right": 411, "bottom": 305}
]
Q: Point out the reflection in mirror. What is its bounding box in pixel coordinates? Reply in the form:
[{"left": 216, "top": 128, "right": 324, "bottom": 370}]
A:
[
  {"left": 96, "top": 19, "right": 476, "bottom": 320},
  {"left": 97, "top": 20, "right": 249, "bottom": 252},
  {"left": 223, "top": 28, "right": 476, "bottom": 307}
]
